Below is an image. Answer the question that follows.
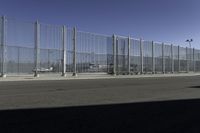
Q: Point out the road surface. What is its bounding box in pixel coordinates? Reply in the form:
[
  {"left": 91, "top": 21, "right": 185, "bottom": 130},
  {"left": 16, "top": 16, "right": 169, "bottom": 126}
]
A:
[{"left": 1, "top": 76, "right": 200, "bottom": 132}]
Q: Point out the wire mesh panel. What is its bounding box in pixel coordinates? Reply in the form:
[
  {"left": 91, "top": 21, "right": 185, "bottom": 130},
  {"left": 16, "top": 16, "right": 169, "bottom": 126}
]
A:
[
  {"left": 0, "top": 17, "right": 2, "bottom": 74},
  {"left": 164, "top": 44, "right": 172, "bottom": 73},
  {"left": 40, "top": 23, "right": 62, "bottom": 74},
  {"left": 5, "top": 18, "right": 35, "bottom": 75},
  {"left": 0, "top": 46, "right": 2, "bottom": 74},
  {"left": 187, "top": 48, "right": 194, "bottom": 71},
  {"left": 154, "top": 43, "right": 162, "bottom": 73},
  {"left": 76, "top": 31, "right": 91, "bottom": 73},
  {"left": 173, "top": 46, "right": 179, "bottom": 72},
  {"left": 106, "top": 36, "right": 113, "bottom": 74},
  {"left": 179, "top": 47, "right": 187, "bottom": 72},
  {"left": 0, "top": 17, "right": 2, "bottom": 44},
  {"left": 18, "top": 47, "right": 34, "bottom": 74},
  {"left": 6, "top": 46, "right": 34, "bottom": 74},
  {"left": 130, "top": 39, "right": 141, "bottom": 74},
  {"left": 6, "top": 46, "right": 17, "bottom": 74},
  {"left": 66, "top": 28, "right": 73, "bottom": 73},
  {"left": 40, "top": 49, "right": 62, "bottom": 73},
  {"left": 116, "top": 36, "right": 128, "bottom": 74},
  {"left": 3, "top": 17, "right": 200, "bottom": 76},
  {"left": 76, "top": 31, "right": 109, "bottom": 73},
  {"left": 194, "top": 49, "right": 200, "bottom": 71},
  {"left": 6, "top": 18, "right": 34, "bottom": 48},
  {"left": 143, "top": 41, "right": 152, "bottom": 73}
]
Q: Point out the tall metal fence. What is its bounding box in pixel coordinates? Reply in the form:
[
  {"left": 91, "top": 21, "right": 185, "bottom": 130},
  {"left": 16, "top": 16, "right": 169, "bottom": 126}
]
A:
[{"left": 0, "top": 16, "right": 200, "bottom": 77}]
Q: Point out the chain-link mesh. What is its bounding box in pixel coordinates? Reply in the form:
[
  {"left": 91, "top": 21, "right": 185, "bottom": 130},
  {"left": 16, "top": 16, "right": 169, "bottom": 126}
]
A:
[
  {"left": 143, "top": 41, "right": 152, "bottom": 73},
  {"left": 179, "top": 47, "right": 187, "bottom": 72},
  {"left": 40, "top": 23, "right": 62, "bottom": 74},
  {"left": 194, "top": 49, "right": 200, "bottom": 71},
  {"left": 106, "top": 36, "right": 113, "bottom": 74},
  {"left": 6, "top": 46, "right": 34, "bottom": 74},
  {"left": 0, "top": 17, "right": 2, "bottom": 74},
  {"left": 76, "top": 31, "right": 110, "bottom": 73},
  {"left": 164, "top": 44, "right": 172, "bottom": 73},
  {"left": 5, "top": 18, "right": 35, "bottom": 75},
  {"left": 154, "top": 43, "right": 162, "bottom": 73},
  {"left": 66, "top": 28, "right": 73, "bottom": 73},
  {"left": 6, "top": 18, "right": 34, "bottom": 47},
  {"left": 116, "top": 36, "right": 128, "bottom": 74},
  {"left": 173, "top": 45, "right": 179, "bottom": 72},
  {"left": 130, "top": 39, "right": 141, "bottom": 74},
  {"left": 187, "top": 48, "right": 194, "bottom": 71},
  {"left": 2, "top": 17, "right": 200, "bottom": 76}
]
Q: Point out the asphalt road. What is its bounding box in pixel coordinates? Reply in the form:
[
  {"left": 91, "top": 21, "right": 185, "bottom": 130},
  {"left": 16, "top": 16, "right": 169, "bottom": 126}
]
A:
[
  {"left": 0, "top": 76, "right": 200, "bottom": 109},
  {"left": 1, "top": 76, "right": 200, "bottom": 132}
]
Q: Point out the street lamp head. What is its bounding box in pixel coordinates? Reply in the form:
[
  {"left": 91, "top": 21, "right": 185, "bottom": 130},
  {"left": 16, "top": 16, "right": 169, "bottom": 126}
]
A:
[{"left": 186, "top": 39, "right": 193, "bottom": 42}]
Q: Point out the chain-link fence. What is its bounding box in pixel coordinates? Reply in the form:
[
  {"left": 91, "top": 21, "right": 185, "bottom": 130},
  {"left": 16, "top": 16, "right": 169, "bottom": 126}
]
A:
[
  {"left": 0, "top": 17, "right": 2, "bottom": 75},
  {"left": 130, "top": 39, "right": 141, "bottom": 74},
  {"left": 0, "top": 16, "right": 200, "bottom": 77},
  {"left": 76, "top": 31, "right": 110, "bottom": 73},
  {"left": 40, "top": 23, "right": 63, "bottom": 74},
  {"left": 116, "top": 36, "right": 128, "bottom": 74},
  {"left": 154, "top": 42, "right": 162, "bottom": 73}
]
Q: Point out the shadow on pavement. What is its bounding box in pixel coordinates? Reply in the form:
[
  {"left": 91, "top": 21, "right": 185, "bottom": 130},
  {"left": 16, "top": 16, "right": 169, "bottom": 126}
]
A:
[
  {"left": 1, "top": 99, "right": 200, "bottom": 133},
  {"left": 190, "top": 86, "right": 200, "bottom": 88}
]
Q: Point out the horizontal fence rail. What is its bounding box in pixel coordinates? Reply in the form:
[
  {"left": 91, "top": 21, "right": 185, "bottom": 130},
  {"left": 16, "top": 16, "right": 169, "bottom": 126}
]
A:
[{"left": 1, "top": 16, "right": 200, "bottom": 77}]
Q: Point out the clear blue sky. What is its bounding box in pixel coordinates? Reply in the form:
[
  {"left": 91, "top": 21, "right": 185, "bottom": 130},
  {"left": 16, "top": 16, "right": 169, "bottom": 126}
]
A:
[{"left": 0, "top": 0, "right": 200, "bottom": 48}]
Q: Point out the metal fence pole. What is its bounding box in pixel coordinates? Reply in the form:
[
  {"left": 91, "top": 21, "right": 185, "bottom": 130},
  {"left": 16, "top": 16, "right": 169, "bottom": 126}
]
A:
[
  {"left": 152, "top": 41, "right": 155, "bottom": 74},
  {"left": 171, "top": 44, "right": 174, "bottom": 73},
  {"left": 62, "top": 25, "right": 67, "bottom": 77},
  {"left": 162, "top": 43, "right": 165, "bottom": 74},
  {"left": 128, "top": 36, "right": 131, "bottom": 74},
  {"left": 193, "top": 48, "right": 195, "bottom": 72},
  {"left": 72, "top": 27, "right": 77, "bottom": 76},
  {"left": 186, "top": 47, "right": 189, "bottom": 73},
  {"left": 17, "top": 47, "right": 20, "bottom": 74},
  {"left": 113, "top": 34, "right": 116, "bottom": 75},
  {"left": 178, "top": 45, "right": 180, "bottom": 72},
  {"left": 1, "top": 16, "right": 6, "bottom": 78},
  {"left": 34, "top": 20, "right": 40, "bottom": 77},
  {"left": 140, "top": 38, "right": 143, "bottom": 74},
  {"left": 116, "top": 37, "right": 118, "bottom": 75}
]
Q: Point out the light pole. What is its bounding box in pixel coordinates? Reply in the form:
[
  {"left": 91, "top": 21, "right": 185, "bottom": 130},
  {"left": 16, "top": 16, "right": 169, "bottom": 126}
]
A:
[{"left": 186, "top": 39, "right": 193, "bottom": 71}]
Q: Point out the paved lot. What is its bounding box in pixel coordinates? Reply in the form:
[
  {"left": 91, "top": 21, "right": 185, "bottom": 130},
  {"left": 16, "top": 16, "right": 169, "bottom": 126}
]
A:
[
  {"left": 1, "top": 76, "right": 200, "bottom": 132},
  {"left": 1, "top": 75, "right": 200, "bottom": 110}
]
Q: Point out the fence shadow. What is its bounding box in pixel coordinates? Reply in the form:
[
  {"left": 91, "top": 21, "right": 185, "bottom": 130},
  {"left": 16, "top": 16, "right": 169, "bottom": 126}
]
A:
[
  {"left": 1, "top": 99, "right": 200, "bottom": 133},
  {"left": 190, "top": 86, "right": 200, "bottom": 89}
]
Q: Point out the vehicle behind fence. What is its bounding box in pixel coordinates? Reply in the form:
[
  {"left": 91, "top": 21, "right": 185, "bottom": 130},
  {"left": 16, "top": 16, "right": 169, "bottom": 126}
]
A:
[{"left": 0, "top": 16, "right": 200, "bottom": 77}]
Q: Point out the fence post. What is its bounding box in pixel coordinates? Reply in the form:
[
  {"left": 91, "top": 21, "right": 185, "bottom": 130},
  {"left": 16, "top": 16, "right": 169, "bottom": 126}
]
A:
[
  {"left": 113, "top": 34, "right": 116, "bottom": 75},
  {"left": 171, "top": 44, "right": 174, "bottom": 73},
  {"left": 128, "top": 36, "right": 131, "bottom": 74},
  {"left": 116, "top": 37, "right": 118, "bottom": 75},
  {"left": 72, "top": 27, "right": 77, "bottom": 76},
  {"left": 186, "top": 47, "right": 189, "bottom": 73},
  {"left": 62, "top": 25, "right": 67, "bottom": 77},
  {"left": 178, "top": 45, "right": 180, "bottom": 72},
  {"left": 140, "top": 38, "right": 143, "bottom": 74},
  {"left": 17, "top": 47, "right": 20, "bottom": 74},
  {"left": 152, "top": 41, "right": 155, "bottom": 74},
  {"left": 193, "top": 48, "right": 195, "bottom": 72},
  {"left": 34, "top": 20, "right": 40, "bottom": 77},
  {"left": 0, "top": 16, "right": 6, "bottom": 78},
  {"left": 162, "top": 43, "right": 165, "bottom": 74}
]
